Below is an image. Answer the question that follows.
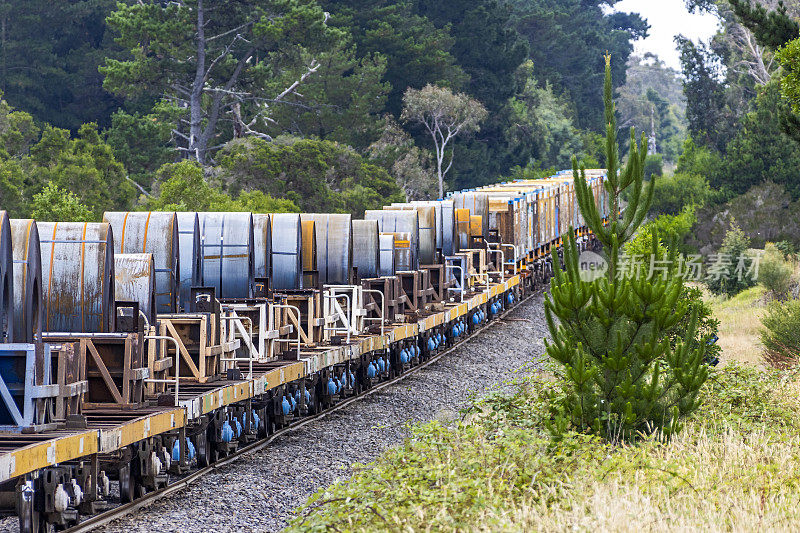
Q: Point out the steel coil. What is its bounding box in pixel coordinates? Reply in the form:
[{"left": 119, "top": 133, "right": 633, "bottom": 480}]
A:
[
  {"left": 378, "top": 233, "right": 396, "bottom": 277},
  {"left": 300, "top": 214, "right": 353, "bottom": 285},
  {"left": 352, "top": 220, "right": 380, "bottom": 279},
  {"left": 382, "top": 232, "right": 414, "bottom": 271},
  {"left": 176, "top": 212, "right": 202, "bottom": 310},
  {"left": 301, "top": 220, "right": 317, "bottom": 288},
  {"left": 10, "top": 219, "right": 42, "bottom": 343},
  {"left": 0, "top": 211, "right": 13, "bottom": 342},
  {"left": 38, "top": 222, "right": 115, "bottom": 333},
  {"left": 386, "top": 205, "right": 435, "bottom": 265},
  {"left": 198, "top": 212, "right": 254, "bottom": 299},
  {"left": 270, "top": 214, "right": 304, "bottom": 290},
  {"left": 252, "top": 214, "right": 272, "bottom": 288},
  {"left": 452, "top": 192, "right": 489, "bottom": 240},
  {"left": 364, "top": 210, "right": 419, "bottom": 270},
  {"left": 114, "top": 253, "right": 156, "bottom": 324},
  {"left": 103, "top": 211, "right": 179, "bottom": 315},
  {"left": 410, "top": 200, "right": 456, "bottom": 256}
]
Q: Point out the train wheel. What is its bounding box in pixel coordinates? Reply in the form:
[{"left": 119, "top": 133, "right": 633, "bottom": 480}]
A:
[{"left": 119, "top": 461, "right": 136, "bottom": 503}]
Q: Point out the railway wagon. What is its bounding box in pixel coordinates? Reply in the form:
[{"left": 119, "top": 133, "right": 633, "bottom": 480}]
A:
[{"left": 0, "top": 169, "right": 606, "bottom": 532}]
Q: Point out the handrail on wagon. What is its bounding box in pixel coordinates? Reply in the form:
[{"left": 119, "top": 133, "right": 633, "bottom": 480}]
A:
[
  {"left": 361, "top": 289, "right": 385, "bottom": 339},
  {"left": 499, "top": 244, "right": 519, "bottom": 276},
  {"left": 144, "top": 334, "right": 182, "bottom": 407},
  {"left": 219, "top": 314, "right": 254, "bottom": 379},
  {"left": 486, "top": 248, "right": 505, "bottom": 283},
  {"left": 323, "top": 292, "right": 352, "bottom": 344},
  {"left": 273, "top": 304, "right": 302, "bottom": 361},
  {"left": 444, "top": 263, "right": 465, "bottom": 302}
]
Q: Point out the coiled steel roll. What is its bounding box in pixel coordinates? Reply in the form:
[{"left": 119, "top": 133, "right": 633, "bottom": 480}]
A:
[
  {"left": 410, "top": 200, "right": 456, "bottom": 256},
  {"left": 252, "top": 214, "right": 272, "bottom": 288},
  {"left": 365, "top": 210, "right": 419, "bottom": 270},
  {"left": 452, "top": 192, "right": 489, "bottom": 240},
  {"left": 176, "top": 212, "right": 202, "bottom": 310},
  {"left": 10, "top": 219, "right": 42, "bottom": 343},
  {"left": 386, "top": 204, "right": 435, "bottom": 265},
  {"left": 378, "top": 233, "right": 396, "bottom": 277},
  {"left": 114, "top": 253, "right": 156, "bottom": 324},
  {"left": 103, "top": 211, "right": 179, "bottom": 314},
  {"left": 0, "top": 211, "right": 13, "bottom": 342},
  {"left": 382, "top": 232, "right": 414, "bottom": 271},
  {"left": 352, "top": 220, "right": 380, "bottom": 279},
  {"left": 198, "top": 212, "right": 254, "bottom": 299},
  {"left": 38, "top": 222, "right": 115, "bottom": 333},
  {"left": 270, "top": 214, "right": 304, "bottom": 290},
  {"left": 301, "top": 220, "right": 317, "bottom": 288},
  {"left": 300, "top": 214, "right": 353, "bottom": 285}
]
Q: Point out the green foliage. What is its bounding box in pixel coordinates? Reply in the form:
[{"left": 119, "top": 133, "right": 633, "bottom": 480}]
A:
[
  {"left": 643, "top": 154, "right": 663, "bottom": 179},
  {"left": 705, "top": 221, "right": 757, "bottom": 297},
  {"left": 319, "top": 0, "right": 466, "bottom": 117},
  {"left": 626, "top": 208, "right": 697, "bottom": 257},
  {"left": 729, "top": 0, "right": 799, "bottom": 49},
  {"left": 650, "top": 172, "right": 711, "bottom": 216},
  {"left": 508, "top": 0, "right": 648, "bottom": 132},
  {"left": 676, "top": 137, "right": 722, "bottom": 178},
  {"left": 146, "top": 161, "right": 299, "bottom": 213},
  {"left": 758, "top": 243, "right": 794, "bottom": 300},
  {"left": 505, "top": 62, "right": 585, "bottom": 171},
  {"left": 761, "top": 298, "right": 800, "bottom": 367},
  {"left": 30, "top": 182, "right": 94, "bottom": 222},
  {"left": 367, "top": 117, "right": 437, "bottom": 200},
  {"left": 215, "top": 137, "right": 404, "bottom": 216},
  {"left": 28, "top": 123, "right": 135, "bottom": 218},
  {"left": 105, "top": 109, "right": 175, "bottom": 189},
  {"left": 715, "top": 82, "right": 800, "bottom": 201},
  {"left": 0, "top": 1, "right": 123, "bottom": 131},
  {"left": 290, "top": 362, "right": 794, "bottom": 531},
  {"left": 103, "top": 0, "right": 346, "bottom": 163},
  {"left": 547, "top": 56, "right": 708, "bottom": 443}
]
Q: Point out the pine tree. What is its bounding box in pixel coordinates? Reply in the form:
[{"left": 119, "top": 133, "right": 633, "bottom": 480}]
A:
[{"left": 544, "top": 55, "right": 709, "bottom": 442}]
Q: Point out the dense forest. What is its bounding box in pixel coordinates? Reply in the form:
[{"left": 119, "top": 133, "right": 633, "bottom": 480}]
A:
[{"left": 0, "top": 0, "right": 655, "bottom": 219}]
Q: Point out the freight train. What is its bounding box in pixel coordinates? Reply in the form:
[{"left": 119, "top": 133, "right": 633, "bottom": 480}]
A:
[{"left": 0, "top": 169, "right": 608, "bottom": 532}]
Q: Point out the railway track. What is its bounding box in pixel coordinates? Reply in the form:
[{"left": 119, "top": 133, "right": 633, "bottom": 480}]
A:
[{"left": 64, "top": 288, "right": 541, "bottom": 533}]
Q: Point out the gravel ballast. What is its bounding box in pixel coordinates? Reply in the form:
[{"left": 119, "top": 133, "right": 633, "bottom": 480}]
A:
[{"left": 89, "top": 294, "right": 548, "bottom": 533}]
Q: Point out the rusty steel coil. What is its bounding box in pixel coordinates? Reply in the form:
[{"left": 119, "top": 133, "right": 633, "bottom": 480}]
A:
[
  {"left": 270, "top": 213, "right": 304, "bottom": 290},
  {"left": 9, "top": 219, "right": 42, "bottom": 343},
  {"left": 176, "top": 212, "right": 202, "bottom": 310},
  {"left": 0, "top": 211, "right": 13, "bottom": 342},
  {"left": 452, "top": 191, "right": 489, "bottom": 241},
  {"left": 301, "top": 219, "right": 317, "bottom": 288},
  {"left": 114, "top": 253, "right": 156, "bottom": 324},
  {"left": 38, "top": 222, "right": 115, "bottom": 333},
  {"left": 197, "top": 212, "right": 254, "bottom": 299},
  {"left": 252, "top": 214, "right": 272, "bottom": 293},
  {"left": 378, "top": 233, "right": 396, "bottom": 277},
  {"left": 103, "top": 211, "right": 179, "bottom": 315},
  {"left": 364, "top": 210, "right": 419, "bottom": 271},
  {"left": 300, "top": 214, "right": 353, "bottom": 285},
  {"left": 352, "top": 220, "right": 380, "bottom": 280}
]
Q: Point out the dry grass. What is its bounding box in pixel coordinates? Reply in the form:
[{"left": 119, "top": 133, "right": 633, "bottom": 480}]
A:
[{"left": 704, "top": 285, "right": 767, "bottom": 367}]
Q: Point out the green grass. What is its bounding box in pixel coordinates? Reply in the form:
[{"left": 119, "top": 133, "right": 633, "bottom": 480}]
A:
[{"left": 286, "top": 364, "right": 800, "bottom": 532}]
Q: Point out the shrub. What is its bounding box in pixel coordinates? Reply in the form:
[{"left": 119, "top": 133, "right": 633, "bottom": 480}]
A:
[
  {"left": 759, "top": 243, "right": 794, "bottom": 300},
  {"left": 650, "top": 172, "right": 711, "bottom": 215},
  {"left": 546, "top": 56, "right": 708, "bottom": 443},
  {"left": 705, "top": 221, "right": 757, "bottom": 297},
  {"left": 644, "top": 153, "right": 663, "bottom": 179},
  {"left": 30, "top": 182, "right": 94, "bottom": 222},
  {"left": 761, "top": 298, "right": 800, "bottom": 367}
]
